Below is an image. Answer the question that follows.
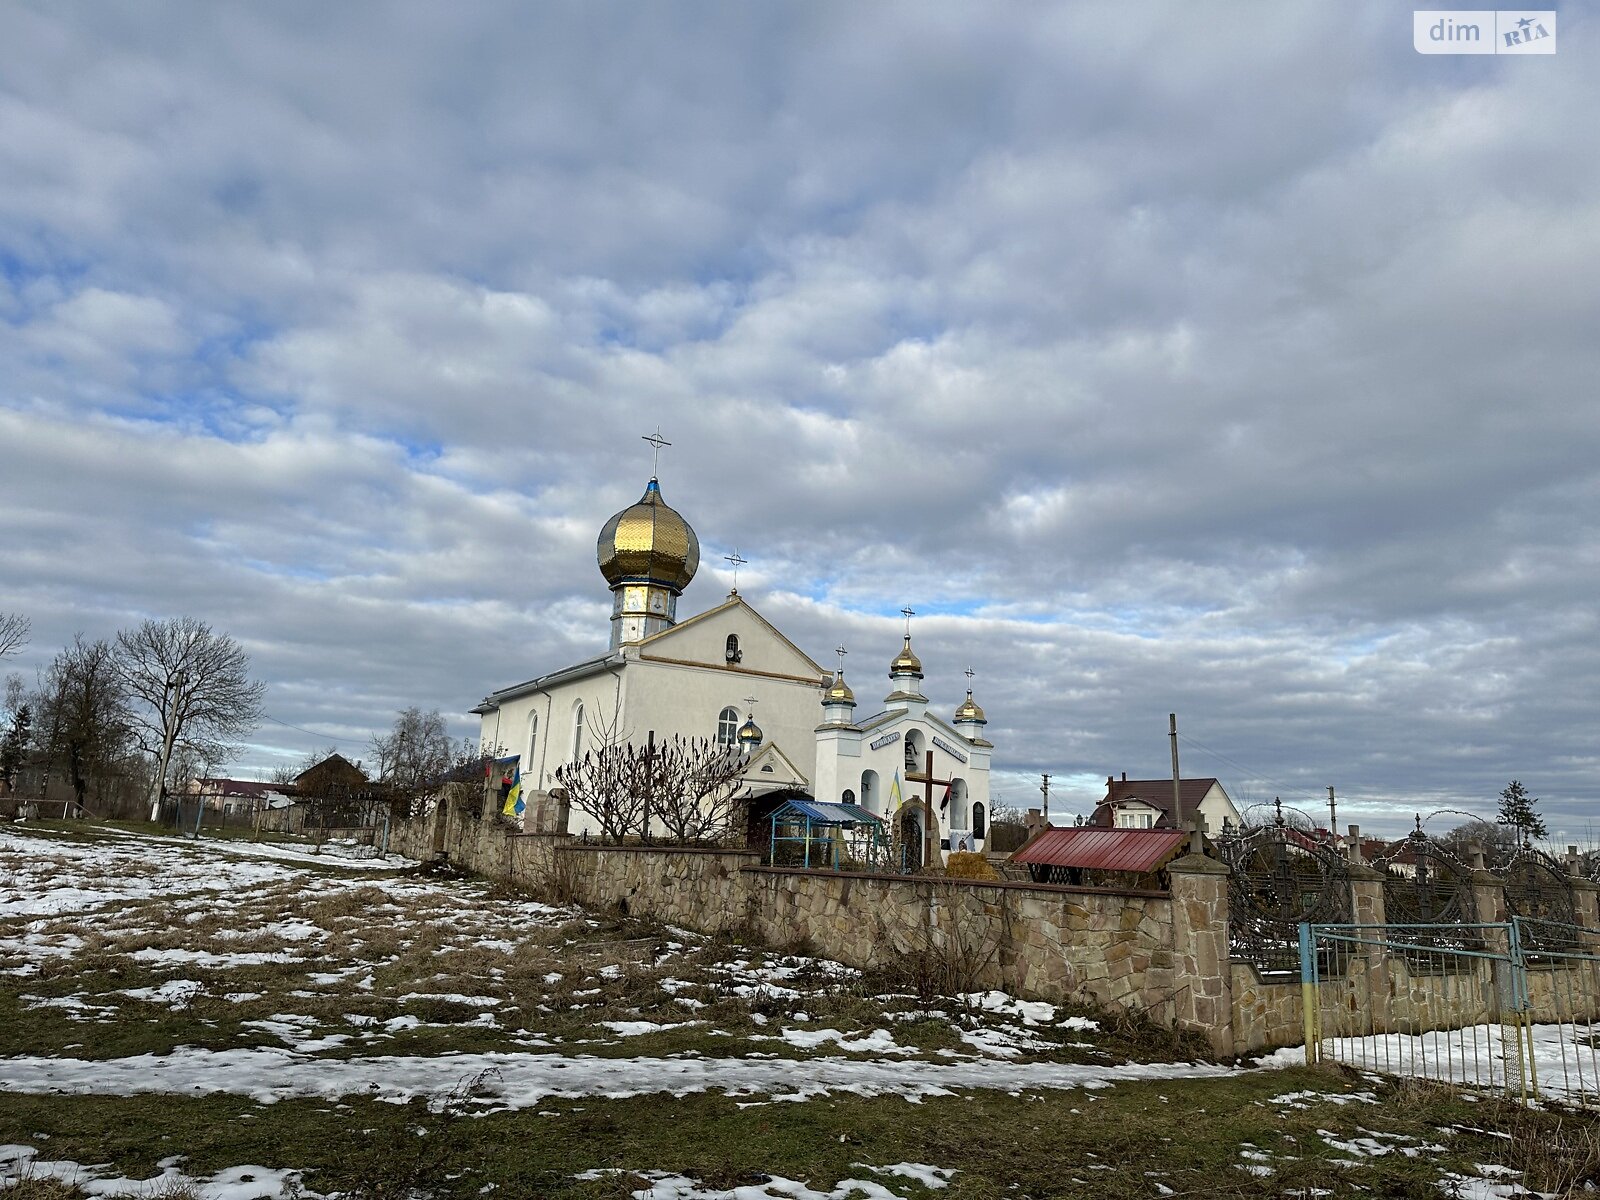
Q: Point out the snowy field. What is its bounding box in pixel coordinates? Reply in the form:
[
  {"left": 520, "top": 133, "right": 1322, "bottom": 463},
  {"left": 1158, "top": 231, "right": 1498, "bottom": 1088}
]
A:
[{"left": 0, "top": 823, "right": 1591, "bottom": 1199}]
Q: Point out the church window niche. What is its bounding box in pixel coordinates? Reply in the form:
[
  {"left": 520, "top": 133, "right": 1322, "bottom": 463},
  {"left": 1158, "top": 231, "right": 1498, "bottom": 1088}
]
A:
[
  {"left": 527, "top": 714, "right": 539, "bottom": 783},
  {"left": 725, "top": 634, "right": 742, "bottom": 664},
  {"left": 572, "top": 703, "right": 585, "bottom": 760},
  {"left": 860, "top": 769, "right": 879, "bottom": 814},
  {"left": 904, "top": 730, "right": 924, "bottom": 774},
  {"left": 949, "top": 777, "right": 969, "bottom": 829},
  {"left": 972, "top": 802, "right": 986, "bottom": 841},
  {"left": 842, "top": 788, "right": 856, "bottom": 805},
  {"left": 716, "top": 706, "right": 739, "bottom": 747}
]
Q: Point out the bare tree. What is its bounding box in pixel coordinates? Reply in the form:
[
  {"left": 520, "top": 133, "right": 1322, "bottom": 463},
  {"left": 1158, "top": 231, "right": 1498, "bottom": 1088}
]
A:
[
  {"left": 115, "top": 617, "right": 266, "bottom": 822},
  {"left": 369, "top": 707, "right": 455, "bottom": 816},
  {"left": 34, "top": 636, "right": 129, "bottom": 816},
  {"left": 647, "top": 735, "right": 751, "bottom": 844},
  {"left": 0, "top": 613, "right": 28, "bottom": 662}
]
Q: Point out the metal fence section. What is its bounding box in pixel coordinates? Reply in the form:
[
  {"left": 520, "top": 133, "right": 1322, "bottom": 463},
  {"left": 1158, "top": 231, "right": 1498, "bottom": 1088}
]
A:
[
  {"left": 1302, "top": 919, "right": 1600, "bottom": 1107},
  {"left": 1510, "top": 916, "right": 1600, "bottom": 1106}
]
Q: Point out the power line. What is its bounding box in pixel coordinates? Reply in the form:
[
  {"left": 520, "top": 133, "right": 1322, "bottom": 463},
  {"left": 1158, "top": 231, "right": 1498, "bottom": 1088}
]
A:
[
  {"left": 261, "top": 713, "right": 367, "bottom": 748},
  {"left": 1175, "top": 730, "right": 1328, "bottom": 811}
]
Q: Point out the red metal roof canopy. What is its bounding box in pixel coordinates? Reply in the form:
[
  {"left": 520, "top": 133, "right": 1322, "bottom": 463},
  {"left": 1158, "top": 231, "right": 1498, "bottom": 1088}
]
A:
[{"left": 1011, "top": 826, "right": 1189, "bottom": 874}]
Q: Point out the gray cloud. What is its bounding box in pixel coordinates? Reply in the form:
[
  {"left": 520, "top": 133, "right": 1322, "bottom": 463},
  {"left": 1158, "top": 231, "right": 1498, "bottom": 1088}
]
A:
[{"left": 1, "top": 2, "right": 1596, "bottom": 836}]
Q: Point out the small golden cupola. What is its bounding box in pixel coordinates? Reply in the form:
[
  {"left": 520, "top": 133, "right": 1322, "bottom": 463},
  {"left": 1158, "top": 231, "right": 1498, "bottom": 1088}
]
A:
[
  {"left": 736, "top": 712, "right": 763, "bottom": 750},
  {"left": 889, "top": 636, "right": 922, "bottom": 679},
  {"left": 954, "top": 689, "right": 986, "bottom": 725},
  {"left": 885, "top": 628, "right": 928, "bottom": 707},
  {"left": 597, "top": 477, "right": 700, "bottom": 649},
  {"left": 824, "top": 672, "right": 856, "bottom": 706}
]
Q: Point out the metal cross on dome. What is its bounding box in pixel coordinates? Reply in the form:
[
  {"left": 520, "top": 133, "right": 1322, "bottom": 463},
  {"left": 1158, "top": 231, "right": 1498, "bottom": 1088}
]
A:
[
  {"left": 723, "top": 548, "right": 747, "bottom": 593},
  {"left": 964, "top": 666, "right": 975, "bottom": 684},
  {"left": 901, "top": 606, "right": 915, "bottom": 636},
  {"left": 641, "top": 428, "right": 671, "bottom": 477},
  {"left": 835, "top": 646, "right": 847, "bottom": 674}
]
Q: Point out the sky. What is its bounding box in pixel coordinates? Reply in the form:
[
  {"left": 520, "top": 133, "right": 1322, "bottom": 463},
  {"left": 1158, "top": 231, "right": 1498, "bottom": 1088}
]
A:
[{"left": 1, "top": 3, "right": 1595, "bottom": 839}]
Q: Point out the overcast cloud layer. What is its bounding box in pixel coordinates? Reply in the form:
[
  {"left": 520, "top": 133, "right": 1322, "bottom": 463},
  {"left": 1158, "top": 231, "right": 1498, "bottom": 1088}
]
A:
[{"left": 1, "top": 3, "right": 1595, "bottom": 838}]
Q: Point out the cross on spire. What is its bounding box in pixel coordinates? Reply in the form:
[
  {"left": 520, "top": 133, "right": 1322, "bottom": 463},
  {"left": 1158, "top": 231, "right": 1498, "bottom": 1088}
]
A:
[
  {"left": 723, "top": 548, "right": 747, "bottom": 594},
  {"left": 835, "top": 646, "right": 847, "bottom": 674},
  {"left": 900, "top": 606, "right": 915, "bottom": 637},
  {"left": 964, "top": 666, "right": 975, "bottom": 684},
  {"left": 641, "top": 428, "right": 671, "bottom": 477},
  {"left": 743, "top": 695, "right": 759, "bottom": 712}
]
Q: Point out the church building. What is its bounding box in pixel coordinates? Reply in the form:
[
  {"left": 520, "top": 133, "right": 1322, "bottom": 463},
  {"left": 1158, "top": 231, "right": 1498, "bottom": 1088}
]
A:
[{"left": 470, "top": 468, "right": 995, "bottom": 857}]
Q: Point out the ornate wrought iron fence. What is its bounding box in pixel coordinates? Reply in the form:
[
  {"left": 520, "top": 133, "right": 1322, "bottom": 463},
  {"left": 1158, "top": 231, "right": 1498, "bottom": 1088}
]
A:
[
  {"left": 1502, "top": 846, "right": 1579, "bottom": 956},
  {"left": 1372, "top": 823, "right": 1481, "bottom": 964},
  {"left": 1218, "top": 813, "right": 1351, "bottom": 975}
]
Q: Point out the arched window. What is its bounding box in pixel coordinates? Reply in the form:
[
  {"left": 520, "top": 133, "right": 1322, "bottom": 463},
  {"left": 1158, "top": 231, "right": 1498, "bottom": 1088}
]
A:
[
  {"left": 572, "top": 703, "right": 585, "bottom": 760},
  {"left": 725, "top": 634, "right": 742, "bottom": 663},
  {"left": 972, "top": 802, "right": 986, "bottom": 841},
  {"left": 861, "top": 769, "right": 879, "bottom": 814},
  {"left": 842, "top": 788, "right": 856, "bottom": 805},
  {"left": 716, "top": 706, "right": 740, "bottom": 747},
  {"left": 527, "top": 714, "right": 539, "bottom": 782},
  {"left": 949, "top": 778, "right": 969, "bottom": 829},
  {"left": 904, "top": 730, "right": 923, "bottom": 774}
]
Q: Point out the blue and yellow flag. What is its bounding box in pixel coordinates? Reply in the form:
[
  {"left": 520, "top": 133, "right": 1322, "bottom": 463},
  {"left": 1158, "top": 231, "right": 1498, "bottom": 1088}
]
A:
[
  {"left": 888, "top": 770, "right": 903, "bottom": 813},
  {"left": 501, "top": 766, "right": 523, "bottom": 818}
]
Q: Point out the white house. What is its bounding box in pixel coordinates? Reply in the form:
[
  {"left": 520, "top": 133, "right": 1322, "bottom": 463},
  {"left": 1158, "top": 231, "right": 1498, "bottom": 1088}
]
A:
[{"left": 1093, "top": 774, "right": 1242, "bottom": 835}]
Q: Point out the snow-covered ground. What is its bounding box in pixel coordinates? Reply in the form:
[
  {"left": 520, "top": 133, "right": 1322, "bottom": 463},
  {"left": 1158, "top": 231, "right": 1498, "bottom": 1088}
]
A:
[{"left": 0, "top": 825, "right": 1579, "bottom": 1199}]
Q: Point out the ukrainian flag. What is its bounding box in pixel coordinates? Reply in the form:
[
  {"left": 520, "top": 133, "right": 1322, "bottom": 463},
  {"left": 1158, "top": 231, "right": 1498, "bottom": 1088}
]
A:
[
  {"left": 502, "top": 766, "right": 523, "bottom": 818},
  {"left": 888, "top": 770, "right": 903, "bottom": 813}
]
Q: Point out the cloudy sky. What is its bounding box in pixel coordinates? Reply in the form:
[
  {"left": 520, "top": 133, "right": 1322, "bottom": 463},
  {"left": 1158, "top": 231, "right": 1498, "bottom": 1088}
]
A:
[{"left": 1, "top": 3, "right": 1594, "bottom": 838}]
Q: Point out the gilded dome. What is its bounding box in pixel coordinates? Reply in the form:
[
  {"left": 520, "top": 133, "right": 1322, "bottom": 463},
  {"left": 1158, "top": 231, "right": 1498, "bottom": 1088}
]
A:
[
  {"left": 737, "top": 714, "right": 763, "bottom": 748},
  {"left": 954, "top": 690, "right": 987, "bottom": 724},
  {"left": 889, "top": 636, "right": 923, "bottom": 678},
  {"left": 823, "top": 672, "right": 856, "bottom": 707},
  {"left": 597, "top": 479, "right": 700, "bottom": 592}
]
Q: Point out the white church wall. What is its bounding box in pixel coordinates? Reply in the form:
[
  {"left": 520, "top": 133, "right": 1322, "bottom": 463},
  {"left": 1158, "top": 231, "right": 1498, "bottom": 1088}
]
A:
[
  {"left": 624, "top": 657, "right": 821, "bottom": 779},
  {"left": 639, "top": 600, "right": 821, "bottom": 682}
]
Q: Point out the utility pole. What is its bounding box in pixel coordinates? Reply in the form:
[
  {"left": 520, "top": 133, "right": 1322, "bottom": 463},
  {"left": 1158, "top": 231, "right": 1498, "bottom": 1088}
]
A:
[
  {"left": 1326, "top": 785, "right": 1337, "bottom": 841},
  {"left": 1169, "top": 713, "right": 1183, "bottom": 830},
  {"left": 1040, "top": 773, "right": 1050, "bottom": 825}
]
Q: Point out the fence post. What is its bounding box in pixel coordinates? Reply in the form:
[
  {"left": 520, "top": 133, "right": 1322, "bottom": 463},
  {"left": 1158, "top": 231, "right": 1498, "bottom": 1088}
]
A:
[
  {"left": 1347, "top": 862, "right": 1390, "bottom": 1036},
  {"left": 1299, "top": 922, "right": 1319, "bottom": 1065},
  {"left": 1168, "top": 852, "right": 1233, "bottom": 1056}
]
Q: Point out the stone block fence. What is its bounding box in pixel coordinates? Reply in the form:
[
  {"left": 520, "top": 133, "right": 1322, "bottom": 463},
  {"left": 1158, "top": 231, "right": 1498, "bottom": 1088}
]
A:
[{"left": 380, "top": 798, "right": 1599, "bottom": 1060}]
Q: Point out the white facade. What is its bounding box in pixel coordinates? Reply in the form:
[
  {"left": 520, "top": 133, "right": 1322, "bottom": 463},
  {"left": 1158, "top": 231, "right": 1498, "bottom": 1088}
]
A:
[
  {"left": 473, "top": 474, "right": 998, "bottom": 848},
  {"left": 813, "top": 652, "right": 994, "bottom": 859},
  {"left": 474, "top": 595, "right": 830, "bottom": 834}
]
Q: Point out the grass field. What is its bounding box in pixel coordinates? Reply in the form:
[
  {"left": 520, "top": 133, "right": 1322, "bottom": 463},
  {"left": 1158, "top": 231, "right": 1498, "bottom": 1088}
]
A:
[{"left": 3, "top": 821, "right": 1597, "bottom": 1198}]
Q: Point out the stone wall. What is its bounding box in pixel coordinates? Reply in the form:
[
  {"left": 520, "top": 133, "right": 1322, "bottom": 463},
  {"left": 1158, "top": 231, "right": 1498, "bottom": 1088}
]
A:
[
  {"left": 388, "top": 800, "right": 1600, "bottom": 1060},
  {"left": 390, "top": 804, "right": 1234, "bottom": 1049}
]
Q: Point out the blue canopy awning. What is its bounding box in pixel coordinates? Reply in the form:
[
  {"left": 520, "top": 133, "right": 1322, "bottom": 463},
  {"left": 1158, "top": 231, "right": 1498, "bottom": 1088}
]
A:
[{"left": 770, "top": 799, "right": 883, "bottom": 826}]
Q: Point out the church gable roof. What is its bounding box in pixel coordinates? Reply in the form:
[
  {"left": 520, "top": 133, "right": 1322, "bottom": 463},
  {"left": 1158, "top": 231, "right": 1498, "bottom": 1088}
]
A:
[
  {"left": 741, "top": 742, "right": 809, "bottom": 790},
  {"left": 636, "top": 595, "right": 826, "bottom": 681},
  {"left": 855, "top": 707, "right": 973, "bottom": 745}
]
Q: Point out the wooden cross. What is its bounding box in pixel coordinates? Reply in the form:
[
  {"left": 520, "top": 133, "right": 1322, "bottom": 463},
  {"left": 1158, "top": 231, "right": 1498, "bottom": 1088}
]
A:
[{"left": 905, "top": 748, "right": 952, "bottom": 873}]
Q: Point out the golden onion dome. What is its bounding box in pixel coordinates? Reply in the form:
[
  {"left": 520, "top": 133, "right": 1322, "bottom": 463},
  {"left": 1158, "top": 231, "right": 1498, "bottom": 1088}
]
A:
[
  {"left": 822, "top": 672, "right": 856, "bottom": 707},
  {"left": 736, "top": 715, "right": 763, "bottom": 748},
  {"left": 954, "top": 690, "right": 987, "bottom": 724},
  {"left": 596, "top": 478, "right": 700, "bottom": 592},
  {"left": 889, "top": 636, "right": 923, "bottom": 678}
]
